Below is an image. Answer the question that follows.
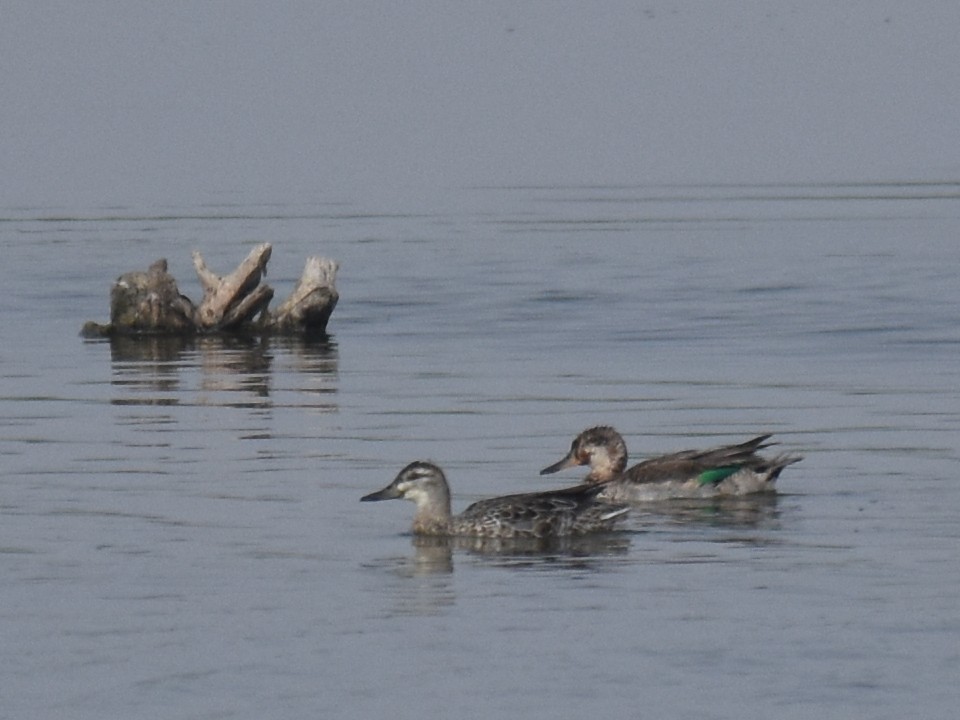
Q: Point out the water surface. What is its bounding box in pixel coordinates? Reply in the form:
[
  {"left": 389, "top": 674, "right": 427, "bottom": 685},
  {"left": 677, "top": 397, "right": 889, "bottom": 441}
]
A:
[{"left": 2, "top": 183, "right": 959, "bottom": 719}]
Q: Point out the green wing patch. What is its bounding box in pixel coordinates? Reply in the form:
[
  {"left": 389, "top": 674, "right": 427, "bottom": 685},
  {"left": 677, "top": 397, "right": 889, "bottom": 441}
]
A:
[{"left": 697, "top": 466, "right": 741, "bottom": 486}]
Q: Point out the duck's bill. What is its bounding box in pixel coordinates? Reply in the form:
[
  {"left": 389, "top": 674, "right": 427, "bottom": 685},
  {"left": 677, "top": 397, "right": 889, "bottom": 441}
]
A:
[
  {"left": 539, "top": 454, "right": 579, "bottom": 475},
  {"left": 360, "top": 484, "right": 402, "bottom": 502}
]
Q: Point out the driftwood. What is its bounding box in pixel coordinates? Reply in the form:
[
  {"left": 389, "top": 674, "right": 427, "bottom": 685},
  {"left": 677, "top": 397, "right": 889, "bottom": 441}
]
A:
[{"left": 82, "top": 244, "right": 338, "bottom": 338}]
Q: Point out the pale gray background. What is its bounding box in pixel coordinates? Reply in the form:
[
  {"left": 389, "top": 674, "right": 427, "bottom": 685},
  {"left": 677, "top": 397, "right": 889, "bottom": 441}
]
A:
[{"left": 4, "top": 2, "right": 959, "bottom": 209}]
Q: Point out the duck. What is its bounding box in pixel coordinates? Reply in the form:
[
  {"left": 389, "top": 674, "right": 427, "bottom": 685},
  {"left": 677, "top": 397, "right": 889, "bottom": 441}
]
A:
[
  {"left": 361, "top": 460, "right": 630, "bottom": 538},
  {"left": 540, "top": 426, "right": 801, "bottom": 502}
]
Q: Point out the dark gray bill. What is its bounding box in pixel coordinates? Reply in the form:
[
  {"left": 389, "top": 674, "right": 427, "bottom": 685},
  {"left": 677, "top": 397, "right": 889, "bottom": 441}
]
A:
[
  {"left": 360, "top": 484, "right": 402, "bottom": 502},
  {"left": 539, "top": 454, "right": 578, "bottom": 476}
]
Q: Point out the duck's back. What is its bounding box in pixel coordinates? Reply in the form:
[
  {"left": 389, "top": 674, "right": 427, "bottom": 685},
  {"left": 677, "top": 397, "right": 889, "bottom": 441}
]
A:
[
  {"left": 625, "top": 434, "right": 775, "bottom": 484},
  {"left": 454, "top": 484, "right": 628, "bottom": 538}
]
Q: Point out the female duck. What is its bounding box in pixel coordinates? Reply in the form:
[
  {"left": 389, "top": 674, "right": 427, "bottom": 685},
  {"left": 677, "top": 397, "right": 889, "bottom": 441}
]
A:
[
  {"left": 362, "top": 460, "right": 629, "bottom": 538},
  {"left": 540, "top": 426, "right": 801, "bottom": 502}
]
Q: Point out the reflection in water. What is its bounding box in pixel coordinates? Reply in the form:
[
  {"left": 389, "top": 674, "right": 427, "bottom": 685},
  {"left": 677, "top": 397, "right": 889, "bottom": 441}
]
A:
[
  {"left": 408, "top": 536, "right": 456, "bottom": 575},
  {"left": 363, "top": 537, "right": 456, "bottom": 617},
  {"left": 103, "top": 334, "right": 339, "bottom": 410},
  {"left": 197, "top": 336, "right": 272, "bottom": 398},
  {"left": 448, "top": 532, "right": 632, "bottom": 564},
  {"left": 365, "top": 533, "right": 633, "bottom": 616},
  {"left": 106, "top": 334, "right": 196, "bottom": 365},
  {"left": 627, "top": 494, "right": 786, "bottom": 561},
  {"left": 382, "top": 533, "right": 634, "bottom": 572},
  {"left": 634, "top": 493, "right": 782, "bottom": 530},
  {"left": 105, "top": 335, "right": 193, "bottom": 397}
]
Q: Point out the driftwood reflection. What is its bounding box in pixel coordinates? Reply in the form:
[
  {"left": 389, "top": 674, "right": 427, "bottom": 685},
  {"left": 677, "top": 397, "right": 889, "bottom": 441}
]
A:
[{"left": 99, "top": 334, "right": 338, "bottom": 409}]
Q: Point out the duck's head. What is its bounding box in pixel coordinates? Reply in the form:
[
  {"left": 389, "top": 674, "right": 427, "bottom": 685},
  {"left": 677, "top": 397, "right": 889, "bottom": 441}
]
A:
[
  {"left": 540, "top": 426, "right": 628, "bottom": 483},
  {"left": 361, "top": 460, "right": 452, "bottom": 511}
]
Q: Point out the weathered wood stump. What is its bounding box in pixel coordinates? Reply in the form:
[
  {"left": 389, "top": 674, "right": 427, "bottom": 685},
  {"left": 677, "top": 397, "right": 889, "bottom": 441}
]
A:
[{"left": 82, "top": 244, "right": 338, "bottom": 338}]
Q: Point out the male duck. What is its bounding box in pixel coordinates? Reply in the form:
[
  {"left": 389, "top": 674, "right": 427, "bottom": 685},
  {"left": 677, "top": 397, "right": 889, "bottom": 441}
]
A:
[
  {"left": 540, "top": 426, "right": 801, "bottom": 502},
  {"left": 362, "top": 460, "right": 630, "bottom": 538}
]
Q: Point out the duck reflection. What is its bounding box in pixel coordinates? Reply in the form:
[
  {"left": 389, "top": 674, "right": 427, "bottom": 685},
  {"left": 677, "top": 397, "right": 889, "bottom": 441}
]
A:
[
  {"left": 363, "top": 537, "right": 456, "bottom": 617},
  {"left": 447, "top": 532, "right": 632, "bottom": 561},
  {"left": 366, "top": 532, "right": 632, "bottom": 617},
  {"left": 632, "top": 493, "right": 782, "bottom": 530},
  {"left": 372, "top": 532, "right": 632, "bottom": 578}
]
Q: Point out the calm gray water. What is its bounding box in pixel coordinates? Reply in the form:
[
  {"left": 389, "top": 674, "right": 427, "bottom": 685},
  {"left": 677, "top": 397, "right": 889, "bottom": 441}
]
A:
[{"left": 2, "top": 184, "right": 959, "bottom": 719}]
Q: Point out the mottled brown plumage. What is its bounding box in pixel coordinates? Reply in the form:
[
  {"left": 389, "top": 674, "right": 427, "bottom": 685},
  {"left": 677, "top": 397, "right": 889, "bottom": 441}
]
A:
[{"left": 362, "top": 461, "right": 629, "bottom": 538}]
